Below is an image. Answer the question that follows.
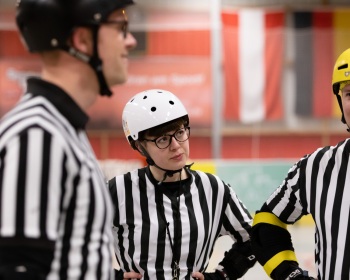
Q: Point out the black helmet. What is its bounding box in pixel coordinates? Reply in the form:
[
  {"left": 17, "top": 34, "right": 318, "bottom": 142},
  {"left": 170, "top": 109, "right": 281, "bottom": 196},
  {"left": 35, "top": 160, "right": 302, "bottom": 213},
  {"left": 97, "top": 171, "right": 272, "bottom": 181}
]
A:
[
  {"left": 16, "top": 0, "right": 134, "bottom": 97},
  {"left": 16, "top": 0, "right": 134, "bottom": 52}
]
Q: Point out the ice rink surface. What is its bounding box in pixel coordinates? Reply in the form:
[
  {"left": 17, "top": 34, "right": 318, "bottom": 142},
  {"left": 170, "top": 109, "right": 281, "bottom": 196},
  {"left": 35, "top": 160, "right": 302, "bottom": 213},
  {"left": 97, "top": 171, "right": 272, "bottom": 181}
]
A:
[{"left": 207, "top": 225, "right": 317, "bottom": 280}]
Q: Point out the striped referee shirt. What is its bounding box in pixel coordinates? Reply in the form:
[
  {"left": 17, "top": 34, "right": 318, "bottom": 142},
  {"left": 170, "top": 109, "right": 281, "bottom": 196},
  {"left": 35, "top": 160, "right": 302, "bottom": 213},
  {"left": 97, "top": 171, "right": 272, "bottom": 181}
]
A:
[
  {"left": 0, "top": 78, "right": 114, "bottom": 280},
  {"left": 108, "top": 166, "right": 252, "bottom": 280},
  {"left": 265, "top": 139, "right": 350, "bottom": 280}
]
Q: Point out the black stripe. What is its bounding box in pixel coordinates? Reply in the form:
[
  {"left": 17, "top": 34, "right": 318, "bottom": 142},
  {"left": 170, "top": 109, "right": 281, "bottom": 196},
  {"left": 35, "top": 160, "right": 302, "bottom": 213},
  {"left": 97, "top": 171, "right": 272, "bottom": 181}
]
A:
[
  {"left": 79, "top": 178, "right": 95, "bottom": 280},
  {"left": 318, "top": 147, "right": 337, "bottom": 277},
  {"left": 109, "top": 177, "right": 120, "bottom": 227},
  {"left": 193, "top": 172, "right": 210, "bottom": 268},
  {"left": 200, "top": 173, "right": 218, "bottom": 268},
  {"left": 0, "top": 147, "right": 6, "bottom": 230},
  {"left": 138, "top": 169, "right": 150, "bottom": 278},
  {"left": 16, "top": 132, "right": 28, "bottom": 236},
  {"left": 59, "top": 172, "right": 80, "bottom": 279},
  {"left": 39, "top": 131, "right": 51, "bottom": 239},
  {"left": 97, "top": 178, "right": 107, "bottom": 280},
  {"left": 155, "top": 186, "right": 166, "bottom": 280},
  {"left": 115, "top": 173, "right": 129, "bottom": 272},
  {"left": 184, "top": 184, "right": 198, "bottom": 276},
  {"left": 124, "top": 172, "right": 138, "bottom": 272}
]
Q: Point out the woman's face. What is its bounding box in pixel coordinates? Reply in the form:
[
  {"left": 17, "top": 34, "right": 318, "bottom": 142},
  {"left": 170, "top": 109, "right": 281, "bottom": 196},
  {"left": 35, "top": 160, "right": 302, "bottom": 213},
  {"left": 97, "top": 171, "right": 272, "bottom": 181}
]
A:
[{"left": 142, "top": 126, "right": 190, "bottom": 172}]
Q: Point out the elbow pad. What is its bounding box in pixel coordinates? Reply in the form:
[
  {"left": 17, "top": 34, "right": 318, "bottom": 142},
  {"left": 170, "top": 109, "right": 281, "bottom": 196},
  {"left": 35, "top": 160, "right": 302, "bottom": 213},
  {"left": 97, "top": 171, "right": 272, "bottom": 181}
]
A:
[
  {"left": 251, "top": 211, "right": 298, "bottom": 277},
  {"left": 216, "top": 240, "right": 256, "bottom": 279}
]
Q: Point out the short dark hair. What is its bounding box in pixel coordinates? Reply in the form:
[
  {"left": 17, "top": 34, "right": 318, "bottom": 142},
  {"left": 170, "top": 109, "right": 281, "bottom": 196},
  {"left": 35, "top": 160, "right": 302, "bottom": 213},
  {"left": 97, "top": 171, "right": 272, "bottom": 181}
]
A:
[{"left": 139, "top": 116, "right": 189, "bottom": 140}]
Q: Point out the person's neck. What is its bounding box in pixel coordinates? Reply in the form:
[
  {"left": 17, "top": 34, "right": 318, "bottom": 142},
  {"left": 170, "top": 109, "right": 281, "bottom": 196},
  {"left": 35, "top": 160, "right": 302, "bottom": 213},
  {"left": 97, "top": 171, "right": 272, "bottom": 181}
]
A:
[
  {"left": 41, "top": 56, "right": 99, "bottom": 111},
  {"left": 149, "top": 165, "right": 188, "bottom": 183}
]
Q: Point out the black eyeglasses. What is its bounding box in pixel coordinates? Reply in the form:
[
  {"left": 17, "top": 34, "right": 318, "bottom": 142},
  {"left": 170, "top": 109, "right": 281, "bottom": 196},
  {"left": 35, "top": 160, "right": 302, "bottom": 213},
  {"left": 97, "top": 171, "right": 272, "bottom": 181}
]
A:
[
  {"left": 143, "top": 127, "right": 191, "bottom": 149},
  {"left": 101, "top": 20, "right": 129, "bottom": 39}
]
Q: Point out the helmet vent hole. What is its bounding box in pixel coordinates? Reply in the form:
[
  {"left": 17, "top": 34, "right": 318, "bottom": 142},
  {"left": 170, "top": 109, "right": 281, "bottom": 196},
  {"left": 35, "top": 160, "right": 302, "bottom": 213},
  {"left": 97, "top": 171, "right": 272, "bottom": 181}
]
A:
[
  {"left": 339, "top": 64, "right": 348, "bottom": 70},
  {"left": 143, "top": 96, "right": 147, "bottom": 99},
  {"left": 130, "top": 98, "right": 134, "bottom": 103},
  {"left": 169, "top": 101, "right": 174, "bottom": 105},
  {"left": 151, "top": 107, "right": 156, "bottom": 112}
]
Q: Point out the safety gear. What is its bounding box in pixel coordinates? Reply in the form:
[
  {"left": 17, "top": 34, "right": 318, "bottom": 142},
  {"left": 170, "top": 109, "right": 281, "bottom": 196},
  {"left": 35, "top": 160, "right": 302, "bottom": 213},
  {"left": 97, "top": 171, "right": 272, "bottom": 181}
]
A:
[
  {"left": 122, "top": 89, "right": 189, "bottom": 147},
  {"left": 202, "top": 271, "right": 229, "bottom": 280},
  {"left": 16, "top": 0, "right": 134, "bottom": 97},
  {"left": 332, "top": 48, "right": 350, "bottom": 124},
  {"left": 274, "top": 266, "right": 316, "bottom": 280},
  {"left": 217, "top": 240, "right": 256, "bottom": 279},
  {"left": 268, "top": 260, "right": 316, "bottom": 280},
  {"left": 16, "top": 0, "right": 133, "bottom": 52}
]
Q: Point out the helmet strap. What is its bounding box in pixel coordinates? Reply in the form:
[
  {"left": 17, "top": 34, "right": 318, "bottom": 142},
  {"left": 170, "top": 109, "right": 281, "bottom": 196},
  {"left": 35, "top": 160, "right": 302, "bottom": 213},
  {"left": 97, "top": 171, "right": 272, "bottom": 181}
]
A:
[
  {"left": 155, "top": 163, "right": 194, "bottom": 185},
  {"left": 89, "top": 26, "right": 113, "bottom": 96},
  {"left": 63, "top": 26, "right": 112, "bottom": 97},
  {"left": 335, "top": 93, "right": 347, "bottom": 124},
  {"left": 137, "top": 142, "right": 193, "bottom": 184}
]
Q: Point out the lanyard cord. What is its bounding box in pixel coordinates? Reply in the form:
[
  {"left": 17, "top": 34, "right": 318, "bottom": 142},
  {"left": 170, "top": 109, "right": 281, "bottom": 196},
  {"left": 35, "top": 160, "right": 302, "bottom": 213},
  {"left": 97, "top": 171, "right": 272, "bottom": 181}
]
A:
[{"left": 155, "top": 173, "right": 183, "bottom": 280}]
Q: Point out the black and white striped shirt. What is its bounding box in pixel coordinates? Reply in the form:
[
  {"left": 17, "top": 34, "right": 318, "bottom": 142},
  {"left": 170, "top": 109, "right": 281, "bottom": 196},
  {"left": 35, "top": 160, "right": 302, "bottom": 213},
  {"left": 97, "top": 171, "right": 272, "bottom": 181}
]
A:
[
  {"left": 108, "top": 166, "right": 252, "bottom": 280},
  {"left": 265, "top": 139, "right": 350, "bottom": 280},
  {"left": 0, "top": 78, "right": 114, "bottom": 280}
]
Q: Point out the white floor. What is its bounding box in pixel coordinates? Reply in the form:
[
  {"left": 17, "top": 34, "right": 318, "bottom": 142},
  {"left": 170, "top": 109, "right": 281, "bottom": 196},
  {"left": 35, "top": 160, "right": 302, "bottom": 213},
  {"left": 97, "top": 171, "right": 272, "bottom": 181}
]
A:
[{"left": 207, "top": 225, "right": 317, "bottom": 279}]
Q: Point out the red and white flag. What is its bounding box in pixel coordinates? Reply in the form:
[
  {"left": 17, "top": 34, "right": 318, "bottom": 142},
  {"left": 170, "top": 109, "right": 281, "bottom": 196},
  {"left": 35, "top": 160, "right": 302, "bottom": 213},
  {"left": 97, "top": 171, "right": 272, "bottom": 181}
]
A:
[{"left": 222, "top": 8, "right": 285, "bottom": 123}]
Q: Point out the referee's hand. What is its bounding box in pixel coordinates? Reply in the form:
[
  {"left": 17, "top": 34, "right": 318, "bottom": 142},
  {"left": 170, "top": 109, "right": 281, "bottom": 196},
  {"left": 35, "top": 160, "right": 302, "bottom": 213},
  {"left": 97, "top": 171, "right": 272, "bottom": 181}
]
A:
[
  {"left": 123, "top": 271, "right": 142, "bottom": 279},
  {"left": 191, "top": 271, "right": 205, "bottom": 280},
  {"left": 115, "top": 269, "right": 142, "bottom": 280}
]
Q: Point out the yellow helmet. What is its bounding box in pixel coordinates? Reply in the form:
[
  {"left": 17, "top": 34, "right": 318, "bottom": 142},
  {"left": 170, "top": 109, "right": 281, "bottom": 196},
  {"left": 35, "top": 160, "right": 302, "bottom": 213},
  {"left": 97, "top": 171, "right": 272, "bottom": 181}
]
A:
[{"left": 332, "top": 48, "right": 350, "bottom": 95}]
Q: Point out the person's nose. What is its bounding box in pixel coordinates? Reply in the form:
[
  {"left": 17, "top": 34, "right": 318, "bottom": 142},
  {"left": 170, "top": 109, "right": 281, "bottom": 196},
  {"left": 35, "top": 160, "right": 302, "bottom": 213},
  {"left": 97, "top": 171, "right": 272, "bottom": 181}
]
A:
[
  {"left": 126, "top": 32, "right": 137, "bottom": 49},
  {"left": 169, "top": 136, "right": 181, "bottom": 150}
]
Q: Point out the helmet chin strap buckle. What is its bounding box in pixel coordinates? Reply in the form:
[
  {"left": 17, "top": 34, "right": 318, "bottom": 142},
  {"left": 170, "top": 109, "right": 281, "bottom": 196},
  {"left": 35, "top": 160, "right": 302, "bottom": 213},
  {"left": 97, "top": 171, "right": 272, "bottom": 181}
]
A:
[{"left": 156, "top": 163, "right": 194, "bottom": 185}]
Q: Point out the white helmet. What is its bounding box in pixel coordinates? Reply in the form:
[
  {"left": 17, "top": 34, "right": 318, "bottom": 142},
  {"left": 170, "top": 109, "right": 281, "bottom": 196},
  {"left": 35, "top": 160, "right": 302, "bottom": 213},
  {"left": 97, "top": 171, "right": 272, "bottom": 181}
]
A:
[{"left": 122, "top": 89, "right": 189, "bottom": 147}]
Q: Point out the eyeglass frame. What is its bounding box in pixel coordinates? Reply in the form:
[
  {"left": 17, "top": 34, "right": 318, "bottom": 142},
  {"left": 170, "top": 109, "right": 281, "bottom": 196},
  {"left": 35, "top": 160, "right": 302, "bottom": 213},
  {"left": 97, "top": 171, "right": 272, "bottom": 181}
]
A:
[
  {"left": 100, "top": 19, "right": 129, "bottom": 39},
  {"left": 141, "top": 127, "right": 191, "bottom": 149}
]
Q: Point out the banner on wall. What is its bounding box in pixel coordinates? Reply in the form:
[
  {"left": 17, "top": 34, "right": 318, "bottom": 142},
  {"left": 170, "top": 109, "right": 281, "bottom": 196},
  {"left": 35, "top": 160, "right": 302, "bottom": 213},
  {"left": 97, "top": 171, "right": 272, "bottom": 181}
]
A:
[
  {"left": 0, "top": 57, "right": 212, "bottom": 128},
  {"left": 87, "top": 56, "right": 212, "bottom": 129},
  {"left": 222, "top": 8, "right": 285, "bottom": 123}
]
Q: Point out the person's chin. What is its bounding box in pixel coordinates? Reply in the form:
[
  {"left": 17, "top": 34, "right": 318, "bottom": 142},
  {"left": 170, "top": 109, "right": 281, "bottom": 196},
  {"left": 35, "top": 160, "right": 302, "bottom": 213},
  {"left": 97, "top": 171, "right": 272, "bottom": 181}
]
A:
[{"left": 109, "top": 75, "right": 127, "bottom": 87}]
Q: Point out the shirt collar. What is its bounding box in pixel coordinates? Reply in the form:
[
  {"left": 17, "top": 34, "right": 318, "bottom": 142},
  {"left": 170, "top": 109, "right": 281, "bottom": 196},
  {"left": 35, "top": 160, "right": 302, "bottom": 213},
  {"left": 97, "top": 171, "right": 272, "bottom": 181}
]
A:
[{"left": 26, "top": 77, "right": 89, "bottom": 129}]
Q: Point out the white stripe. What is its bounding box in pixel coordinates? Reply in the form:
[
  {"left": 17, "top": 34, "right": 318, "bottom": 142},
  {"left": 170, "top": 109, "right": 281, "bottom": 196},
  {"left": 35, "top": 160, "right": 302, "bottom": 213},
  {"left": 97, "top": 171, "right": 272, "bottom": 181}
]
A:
[
  {"left": 24, "top": 128, "right": 44, "bottom": 238},
  {"left": 47, "top": 136, "right": 64, "bottom": 240},
  {"left": 1, "top": 136, "right": 19, "bottom": 236},
  {"left": 239, "top": 9, "right": 266, "bottom": 123}
]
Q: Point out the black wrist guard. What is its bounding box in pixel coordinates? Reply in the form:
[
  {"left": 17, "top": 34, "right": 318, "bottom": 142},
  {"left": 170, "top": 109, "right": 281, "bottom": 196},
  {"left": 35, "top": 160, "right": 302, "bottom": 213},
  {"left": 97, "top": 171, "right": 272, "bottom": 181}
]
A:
[
  {"left": 202, "top": 271, "right": 226, "bottom": 280},
  {"left": 272, "top": 262, "right": 316, "bottom": 280},
  {"left": 217, "top": 240, "right": 256, "bottom": 279}
]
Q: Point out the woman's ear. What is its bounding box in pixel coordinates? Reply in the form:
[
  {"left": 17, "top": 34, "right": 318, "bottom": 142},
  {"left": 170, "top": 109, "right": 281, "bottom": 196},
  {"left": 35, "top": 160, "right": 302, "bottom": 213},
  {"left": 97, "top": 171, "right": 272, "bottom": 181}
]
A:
[{"left": 70, "top": 27, "right": 93, "bottom": 55}]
